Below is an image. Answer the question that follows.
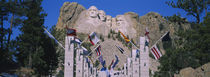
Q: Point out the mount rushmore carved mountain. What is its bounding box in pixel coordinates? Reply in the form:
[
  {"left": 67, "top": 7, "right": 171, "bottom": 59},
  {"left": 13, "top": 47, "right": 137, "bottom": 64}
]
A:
[{"left": 55, "top": 2, "right": 191, "bottom": 72}]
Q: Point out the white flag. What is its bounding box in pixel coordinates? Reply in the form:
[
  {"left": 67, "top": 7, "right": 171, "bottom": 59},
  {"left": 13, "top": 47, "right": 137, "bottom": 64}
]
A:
[
  {"left": 150, "top": 44, "right": 162, "bottom": 60},
  {"left": 89, "top": 32, "right": 100, "bottom": 45}
]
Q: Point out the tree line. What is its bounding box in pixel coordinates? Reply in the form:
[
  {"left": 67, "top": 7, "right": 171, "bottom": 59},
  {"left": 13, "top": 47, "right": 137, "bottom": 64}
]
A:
[
  {"left": 0, "top": 0, "right": 58, "bottom": 76},
  {"left": 155, "top": 0, "right": 210, "bottom": 77}
]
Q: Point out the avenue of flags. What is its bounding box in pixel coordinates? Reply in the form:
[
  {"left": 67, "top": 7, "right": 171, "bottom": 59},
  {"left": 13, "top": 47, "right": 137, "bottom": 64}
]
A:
[
  {"left": 44, "top": 26, "right": 169, "bottom": 61},
  {"left": 44, "top": 26, "right": 171, "bottom": 77},
  {"left": 118, "top": 29, "right": 169, "bottom": 60}
]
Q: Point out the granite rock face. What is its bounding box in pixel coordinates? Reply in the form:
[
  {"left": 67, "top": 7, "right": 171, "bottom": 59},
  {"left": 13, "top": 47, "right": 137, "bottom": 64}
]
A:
[
  {"left": 56, "top": 2, "right": 85, "bottom": 29},
  {"left": 55, "top": 1, "right": 191, "bottom": 72}
]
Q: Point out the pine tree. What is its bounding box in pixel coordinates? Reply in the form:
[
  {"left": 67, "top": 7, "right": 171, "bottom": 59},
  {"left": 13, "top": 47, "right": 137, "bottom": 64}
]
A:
[
  {"left": 0, "top": 0, "right": 23, "bottom": 73},
  {"left": 156, "top": 12, "right": 210, "bottom": 77},
  {"left": 166, "top": 0, "right": 209, "bottom": 23},
  {"left": 17, "top": 0, "right": 58, "bottom": 76}
]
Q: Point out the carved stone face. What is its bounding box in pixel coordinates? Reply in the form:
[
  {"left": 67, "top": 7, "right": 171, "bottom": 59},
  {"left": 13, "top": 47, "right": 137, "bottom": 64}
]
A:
[
  {"left": 116, "top": 15, "right": 125, "bottom": 26},
  {"left": 112, "top": 18, "right": 117, "bottom": 27},
  {"left": 106, "top": 15, "right": 112, "bottom": 27},
  {"left": 98, "top": 10, "right": 106, "bottom": 21},
  {"left": 88, "top": 6, "right": 98, "bottom": 18}
]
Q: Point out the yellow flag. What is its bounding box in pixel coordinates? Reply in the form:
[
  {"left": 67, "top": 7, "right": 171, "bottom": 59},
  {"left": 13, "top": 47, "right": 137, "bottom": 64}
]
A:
[
  {"left": 119, "top": 30, "right": 130, "bottom": 43},
  {"left": 88, "top": 56, "right": 94, "bottom": 65}
]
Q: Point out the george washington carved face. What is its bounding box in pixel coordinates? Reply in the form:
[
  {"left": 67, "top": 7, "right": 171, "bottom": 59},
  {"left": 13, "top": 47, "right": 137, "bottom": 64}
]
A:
[{"left": 88, "top": 6, "right": 98, "bottom": 18}]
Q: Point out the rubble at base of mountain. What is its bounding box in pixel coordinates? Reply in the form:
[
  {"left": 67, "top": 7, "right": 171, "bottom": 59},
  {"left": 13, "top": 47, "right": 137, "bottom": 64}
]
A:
[{"left": 174, "top": 62, "right": 210, "bottom": 77}]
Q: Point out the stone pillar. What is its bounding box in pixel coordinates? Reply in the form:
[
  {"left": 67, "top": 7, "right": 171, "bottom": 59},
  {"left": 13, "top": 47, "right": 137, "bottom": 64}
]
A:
[
  {"left": 83, "top": 58, "right": 89, "bottom": 77},
  {"left": 132, "top": 49, "right": 140, "bottom": 77},
  {"left": 124, "top": 63, "right": 127, "bottom": 76},
  {"left": 93, "top": 68, "right": 97, "bottom": 77},
  {"left": 127, "top": 58, "right": 132, "bottom": 77},
  {"left": 139, "top": 36, "right": 149, "bottom": 77},
  {"left": 64, "top": 36, "right": 75, "bottom": 77},
  {"left": 89, "top": 65, "right": 93, "bottom": 77},
  {"left": 76, "top": 48, "right": 84, "bottom": 77}
]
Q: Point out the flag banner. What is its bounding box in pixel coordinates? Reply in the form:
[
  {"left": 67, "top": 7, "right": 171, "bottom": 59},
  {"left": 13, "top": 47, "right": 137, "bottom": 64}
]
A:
[
  {"left": 112, "top": 55, "right": 119, "bottom": 69},
  {"left": 150, "top": 44, "right": 162, "bottom": 60},
  {"left": 85, "top": 57, "right": 89, "bottom": 63},
  {"left": 98, "top": 55, "right": 103, "bottom": 63},
  {"left": 85, "top": 57, "right": 91, "bottom": 68},
  {"left": 102, "top": 60, "right": 105, "bottom": 67},
  {"left": 145, "top": 27, "right": 150, "bottom": 41},
  {"left": 145, "top": 40, "right": 149, "bottom": 46},
  {"left": 98, "top": 55, "right": 106, "bottom": 67},
  {"left": 162, "top": 32, "right": 170, "bottom": 41},
  {"left": 100, "top": 67, "right": 107, "bottom": 71},
  {"left": 66, "top": 27, "right": 76, "bottom": 36},
  {"left": 89, "top": 32, "right": 100, "bottom": 45},
  {"left": 136, "top": 49, "right": 140, "bottom": 58},
  {"left": 119, "top": 30, "right": 130, "bottom": 43},
  {"left": 70, "top": 37, "right": 82, "bottom": 45},
  {"left": 108, "top": 59, "right": 114, "bottom": 70},
  {"left": 115, "top": 45, "right": 124, "bottom": 54},
  {"left": 95, "top": 45, "right": 101, "bottom": 56},
  {"left": 81, "top": 46, "right": 89, "bottom": 55},
  {"left": 88, "top": 56, "right": 94, "bottom": 65},
  {"left": 75, "top": 37, "right": 82, "bottom": 44}
]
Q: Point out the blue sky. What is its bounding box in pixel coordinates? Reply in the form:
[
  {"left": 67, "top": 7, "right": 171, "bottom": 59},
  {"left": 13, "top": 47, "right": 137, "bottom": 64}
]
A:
[{"left": 41, "top": 0, "right": 199, "bottom": 29}]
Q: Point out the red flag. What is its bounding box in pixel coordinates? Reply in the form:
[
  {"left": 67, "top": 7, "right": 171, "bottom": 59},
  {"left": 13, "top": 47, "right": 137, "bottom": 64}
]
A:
[{"left": 95, "top": 45, "right": 101, "bottom": 56}]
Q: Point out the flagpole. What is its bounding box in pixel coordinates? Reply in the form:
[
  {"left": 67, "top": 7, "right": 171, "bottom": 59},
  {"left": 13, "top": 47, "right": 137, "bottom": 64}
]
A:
[
  {"left": 130, "top": 41, "right": 139, "bottom": 50},
  {"left": 43, "top": 28, "right": 65, "bottom": 49},
  {"left": 156, "top": 31, "right": 169, "bottom": 44},
  {"left": 114, "top": 45, "right": 129, "bottom": 58},
  {"left": 79, "top": 36, "right": 89, "bottom": 46},
  {"left": 150, "top": 31, "right": 169, "bottom": 49}
]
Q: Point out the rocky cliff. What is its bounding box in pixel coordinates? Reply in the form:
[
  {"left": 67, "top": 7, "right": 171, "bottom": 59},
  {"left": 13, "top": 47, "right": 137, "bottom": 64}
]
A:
[{"left": 55, "top": 2, "right": 191, "bottom": 71}]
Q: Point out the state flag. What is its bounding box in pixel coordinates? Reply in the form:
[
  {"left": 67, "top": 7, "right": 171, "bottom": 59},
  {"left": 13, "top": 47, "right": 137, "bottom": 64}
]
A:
[
  {"left": 89, "top": 32, "right": 100, "bottom": 45},
  {"left": 115, "top": 45, "right": 124, "bottom": 54},
  {"left": 112, "top": 55, "right": 119, "bottom": 69},
  {"left": 119, "top": 30, "right": 130, "bottom": 43},
  {"left": 162, "top": 31, "right": 171, "bottom": 41},
  {"left": 95, "top": 45, "right": 101, "bottom": 56},
  {"left": 66, "top": 27, "right": 76, "bottom": 36}
]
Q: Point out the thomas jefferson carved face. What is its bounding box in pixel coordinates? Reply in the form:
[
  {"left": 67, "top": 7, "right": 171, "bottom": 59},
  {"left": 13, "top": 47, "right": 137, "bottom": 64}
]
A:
[
  {"left": 116, "top": 15, "right": 125, "bottom": 26},
  {"left": 88, "top": 6, "right": 98, "bottom": 18},
  {"left": 106, "top": 15, "right": 112, "bottom": 26},
  {"left": 98, "top": 10, "right": 106, "bottom": 21}
]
